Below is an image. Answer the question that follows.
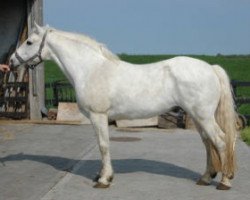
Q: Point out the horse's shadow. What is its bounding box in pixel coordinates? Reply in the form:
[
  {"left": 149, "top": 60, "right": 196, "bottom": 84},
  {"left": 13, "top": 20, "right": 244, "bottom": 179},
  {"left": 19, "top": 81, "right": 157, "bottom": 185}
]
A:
[{"left": 0, "top": 153, "right": 201, "bottom": 182}]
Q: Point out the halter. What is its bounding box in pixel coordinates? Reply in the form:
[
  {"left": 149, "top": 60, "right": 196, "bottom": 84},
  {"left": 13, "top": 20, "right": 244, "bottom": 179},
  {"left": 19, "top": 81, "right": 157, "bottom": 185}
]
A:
[{"left": 14, "top": 30, "right": 48, "bottom": 70}]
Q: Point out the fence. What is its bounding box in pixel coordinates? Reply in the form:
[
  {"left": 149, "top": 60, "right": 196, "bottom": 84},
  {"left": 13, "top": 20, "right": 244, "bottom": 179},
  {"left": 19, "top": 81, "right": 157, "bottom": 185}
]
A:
[
  {"left": 0, "top": 82, "right": 29, "bottom": 119},
  {"left": 45, "top": 81, "right": 76, "bottom": 107},
  {"left": 231, "top": 80, "right": 250, "bottom": 125}
]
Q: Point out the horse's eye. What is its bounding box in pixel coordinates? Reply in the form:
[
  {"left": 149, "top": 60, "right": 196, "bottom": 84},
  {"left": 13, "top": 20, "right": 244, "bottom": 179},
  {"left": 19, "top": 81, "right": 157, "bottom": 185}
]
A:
[{"left": 26, "top": 41, "right": 32, "bottom": 45}]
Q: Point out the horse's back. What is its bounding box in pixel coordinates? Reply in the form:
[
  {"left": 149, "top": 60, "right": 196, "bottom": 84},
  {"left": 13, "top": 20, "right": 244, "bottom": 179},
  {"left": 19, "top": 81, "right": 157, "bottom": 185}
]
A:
[{"left": 107, "top": 56, "right": 221, "bottom": 120}]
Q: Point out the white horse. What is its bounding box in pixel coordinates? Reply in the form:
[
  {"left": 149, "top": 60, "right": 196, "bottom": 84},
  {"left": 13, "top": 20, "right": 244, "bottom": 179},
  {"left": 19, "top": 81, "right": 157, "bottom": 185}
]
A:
[{"left": 10, "top": 24, "right": 237, "bottom": 190}]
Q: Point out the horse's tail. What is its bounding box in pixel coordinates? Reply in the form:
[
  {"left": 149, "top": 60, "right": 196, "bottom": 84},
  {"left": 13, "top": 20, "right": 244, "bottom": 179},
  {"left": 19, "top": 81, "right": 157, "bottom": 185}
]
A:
[{"left": 211, "top": 65, "right": 238, "bottom": 176}]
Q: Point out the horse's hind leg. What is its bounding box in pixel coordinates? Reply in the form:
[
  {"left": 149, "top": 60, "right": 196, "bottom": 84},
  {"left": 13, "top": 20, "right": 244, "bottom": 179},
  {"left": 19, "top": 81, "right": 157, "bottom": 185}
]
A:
[
  {"left": 197, "top": 118, "right": 232, "bottom": 190},
  {"left": 90, "top": 112, "right": 113, "bottom": 188},
  {"left": 196, "top": 138, "right": 218, "bottom": 186},
  {"left": 194, "top": 121, "right": 217, "bottom": 186}
]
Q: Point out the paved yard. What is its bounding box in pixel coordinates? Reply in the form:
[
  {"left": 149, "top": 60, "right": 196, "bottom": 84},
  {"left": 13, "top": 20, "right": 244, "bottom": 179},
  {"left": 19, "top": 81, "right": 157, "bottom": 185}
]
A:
[{"left": 0, "top": 124, "right": 249, "bottom": 200}]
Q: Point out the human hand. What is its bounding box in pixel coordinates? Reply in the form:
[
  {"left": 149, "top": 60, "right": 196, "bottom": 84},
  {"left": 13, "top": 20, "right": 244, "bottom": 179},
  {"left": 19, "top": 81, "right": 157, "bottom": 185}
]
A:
[{"left": 0, "top": 64, "right": 10, "bottom": 72}]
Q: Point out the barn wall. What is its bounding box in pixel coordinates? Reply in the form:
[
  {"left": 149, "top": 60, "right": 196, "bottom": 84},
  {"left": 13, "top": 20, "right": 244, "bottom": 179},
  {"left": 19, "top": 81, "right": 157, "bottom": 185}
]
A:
[
  {"left": 27, "top": 0, "right": 46, "bottom": 120},
  {"left": 0, "top": 0, "right": 45, "bottom": 120},
  {"left": 0, "top": 0, "right": 27, "bottom": 63}
]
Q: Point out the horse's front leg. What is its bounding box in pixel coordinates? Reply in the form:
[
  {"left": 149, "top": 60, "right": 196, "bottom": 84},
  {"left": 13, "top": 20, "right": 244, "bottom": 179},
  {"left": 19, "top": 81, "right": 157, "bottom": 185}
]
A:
[{"left": 90, "top": 112, "right": 113, "bottom": 188}]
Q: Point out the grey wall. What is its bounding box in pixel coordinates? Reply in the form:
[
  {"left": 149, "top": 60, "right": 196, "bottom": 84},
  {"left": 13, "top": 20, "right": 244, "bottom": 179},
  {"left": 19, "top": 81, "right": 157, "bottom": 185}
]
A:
[{"left": 0, "top": 0, "right": 26, "bottom": 63}]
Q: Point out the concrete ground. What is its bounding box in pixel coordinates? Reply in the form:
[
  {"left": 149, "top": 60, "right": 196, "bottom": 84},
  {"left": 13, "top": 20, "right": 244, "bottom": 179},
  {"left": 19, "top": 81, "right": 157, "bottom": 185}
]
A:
[{"left": 0, "top": 124, "right": 249, "bottom": 200}]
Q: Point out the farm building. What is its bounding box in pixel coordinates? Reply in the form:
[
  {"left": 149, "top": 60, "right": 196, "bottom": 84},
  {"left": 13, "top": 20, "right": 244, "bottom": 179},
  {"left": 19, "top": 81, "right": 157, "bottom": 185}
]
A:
[{"left": 0, "top": 0, "right": 45, "bottom": 120}]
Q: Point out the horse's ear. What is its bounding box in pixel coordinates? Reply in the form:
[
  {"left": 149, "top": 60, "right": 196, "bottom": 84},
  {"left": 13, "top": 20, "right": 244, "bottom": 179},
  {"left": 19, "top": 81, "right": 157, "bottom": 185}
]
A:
[{"left": 34, "top": 22, "right": 43, "bottom": 33}]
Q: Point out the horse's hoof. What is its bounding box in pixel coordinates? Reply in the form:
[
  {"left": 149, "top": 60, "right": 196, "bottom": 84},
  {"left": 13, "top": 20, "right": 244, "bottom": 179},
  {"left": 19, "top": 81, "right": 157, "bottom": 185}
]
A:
[
  {"left": 93, "top": 174, "right": 114, "bottom": 183},
  {"left": 196, "top": 179, "right": 210, "bottom": 186},
  {"left": 216, "top": 183, "right": 231, "bottom": 190},
  {"left": 93, "top": 182, "right": 110, "bottom": 189},
  {"left": 210, "top": 172, "right": 217, "bottom": 179}
]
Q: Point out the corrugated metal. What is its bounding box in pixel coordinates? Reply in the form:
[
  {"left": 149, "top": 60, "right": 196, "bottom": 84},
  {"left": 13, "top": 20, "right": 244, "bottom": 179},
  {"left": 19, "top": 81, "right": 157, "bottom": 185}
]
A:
[
  {"left": 0, "top": 0, "right": 27, "bottom": 63},
  {"left": 0, "top": 0, "right": 45, "bottom": 120}
]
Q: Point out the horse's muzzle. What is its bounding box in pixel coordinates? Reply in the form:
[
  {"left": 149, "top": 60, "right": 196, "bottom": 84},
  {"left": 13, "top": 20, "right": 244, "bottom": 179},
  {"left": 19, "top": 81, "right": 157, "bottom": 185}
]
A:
[{"left": 9, "top": 57, "right": 19, "bottom": 69}]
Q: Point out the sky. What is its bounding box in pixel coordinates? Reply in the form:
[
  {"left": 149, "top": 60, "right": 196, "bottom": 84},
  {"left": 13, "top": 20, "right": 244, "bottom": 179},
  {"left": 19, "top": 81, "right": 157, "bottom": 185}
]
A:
[{"left": 44, "top": 0, "right": 250, "bottom": 55}]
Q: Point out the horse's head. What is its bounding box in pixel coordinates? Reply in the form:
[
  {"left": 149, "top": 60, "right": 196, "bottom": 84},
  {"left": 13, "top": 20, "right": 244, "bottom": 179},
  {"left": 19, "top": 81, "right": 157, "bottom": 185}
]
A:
[{"left": 9, "top": 23, "right": 49, "bottom": 69}]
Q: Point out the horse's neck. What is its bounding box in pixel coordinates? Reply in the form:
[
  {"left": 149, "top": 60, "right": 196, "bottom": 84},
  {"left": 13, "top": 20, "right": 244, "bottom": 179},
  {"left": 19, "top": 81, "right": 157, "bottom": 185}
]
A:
[{"left": 46, "top": 31, "right": 105, "bottom": 85}]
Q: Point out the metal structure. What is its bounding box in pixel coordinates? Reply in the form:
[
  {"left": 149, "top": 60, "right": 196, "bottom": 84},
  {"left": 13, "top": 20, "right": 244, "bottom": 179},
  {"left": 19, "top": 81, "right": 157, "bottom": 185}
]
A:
[
  {"left": 0, "top": 0, "right": 45, "bottom": 120},
  {"left": 231, "top": 80, "right": 250, "bottom": 127},
  {"left": 160, "top": 107, "right": 186, "bottom": 128},
  {"left": 0, "top": 82, "right": 29, "bottom": 119},
  {"left": 45, "top": 81, "right": 76, "bottom": 107}
]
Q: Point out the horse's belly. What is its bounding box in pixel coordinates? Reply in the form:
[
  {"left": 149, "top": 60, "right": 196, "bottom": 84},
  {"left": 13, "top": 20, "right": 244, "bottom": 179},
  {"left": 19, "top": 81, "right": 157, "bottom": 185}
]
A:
[
  {"left": 108, "top": 95, "right": 174, "bottom": 120},
  {"left": 109, "top": 74, "right": 175, "bottom": 120},
  {"left": 108, "top": 107, "right": 160, "bottom": 120}
]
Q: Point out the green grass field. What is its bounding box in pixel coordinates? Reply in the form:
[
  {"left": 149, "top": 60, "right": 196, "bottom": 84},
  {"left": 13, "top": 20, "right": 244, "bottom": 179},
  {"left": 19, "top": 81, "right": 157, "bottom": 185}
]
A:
[
  {"left": 45, "top": 54, "right": 250, "bottom": 83},
  {"left": 241, "top": 127, "right": 250, "bottom": 145},
  {"left": 119, "top": 54, "right": 250, "bottom": 81},
  {"left": 45, "top": 55, "right": 250, "bottom": 144}
]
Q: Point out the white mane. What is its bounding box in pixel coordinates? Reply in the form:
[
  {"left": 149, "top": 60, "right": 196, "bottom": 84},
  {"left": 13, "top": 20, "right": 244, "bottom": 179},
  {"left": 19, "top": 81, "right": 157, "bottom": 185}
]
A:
[{"left": 50, "top": 28, "right": 120, "bottom": 62}]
